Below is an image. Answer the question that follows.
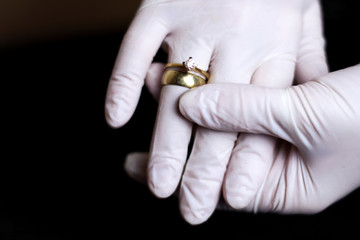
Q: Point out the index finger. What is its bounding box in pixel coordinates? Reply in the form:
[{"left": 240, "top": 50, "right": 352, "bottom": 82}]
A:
[{"left": 105, "top": 8, "right": 168, "bottom": 128}]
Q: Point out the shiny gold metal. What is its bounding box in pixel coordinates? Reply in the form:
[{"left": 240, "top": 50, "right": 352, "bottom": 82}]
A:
[
  {"left": 164, "top": 63, "right": 210, "bottom": 80},
  {"left": 162, "top": 70, "right": 207, "bottom": 89}
]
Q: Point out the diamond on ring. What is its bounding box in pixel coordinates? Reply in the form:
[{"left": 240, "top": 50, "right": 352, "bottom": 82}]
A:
[{"left": 183, "top": 57, "right": 197, "bottom": 71}]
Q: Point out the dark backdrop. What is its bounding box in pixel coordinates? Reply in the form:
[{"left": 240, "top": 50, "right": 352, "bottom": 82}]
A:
[{"left": 1, "top": 1, "right": 359, "bottom": 239}]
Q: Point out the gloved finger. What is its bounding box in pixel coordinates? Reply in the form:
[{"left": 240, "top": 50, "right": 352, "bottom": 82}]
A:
[
  {"left": 178, "top": 41, "right": 256, "bottom": 224},
  {"left": 147, "top": 49, "right": 212, "bottom": 198},
  {"left": 147, "top": 85, "right": 192, "bottom": 198},
  {"left": 224, "top": 59, "right": 295, "bottom": 210},
  {"left": 145, "top": 63, "right": 164, "bottom": 102},
  {"left": 179, "top": 128, "right": 237, "bottom": 225},
  {"left": 295, "top": 0, "right": 328, "bottom": 84},
  {"left": 224, "top": 134, "right": 276, "bottom": 210},
  {"left": 124, "top": 152, "right": 149, "bottom": 185},
  {"left": 207, "top": 31, "right": 297, "bottom": 212},
  {"left": 105, "top": 10, "right": 168, "bottom": 128},
  {"left": 179, "top": 83, "right": 294, "bottom": 144}
]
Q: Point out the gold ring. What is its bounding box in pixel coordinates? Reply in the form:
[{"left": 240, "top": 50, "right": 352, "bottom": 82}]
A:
[
  {"left": 164, "top": 57, "right": 210, "bottom": 80},
  {"left": 162, "top": 70, "right": 206, "bottom": 89}
]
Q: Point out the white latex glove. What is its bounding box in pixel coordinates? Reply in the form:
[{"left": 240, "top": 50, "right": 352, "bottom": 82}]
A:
[
  {"left": 105, "top": 0, "right": 328, "bottom": 224},
  {"left": 178, "top": 65, "right": 360, "bottom": 213}
]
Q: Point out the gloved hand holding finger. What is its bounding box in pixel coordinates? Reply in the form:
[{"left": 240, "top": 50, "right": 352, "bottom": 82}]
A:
[
  {"left": 106, "top": 0, "right": 328, "bottom": 224},
  {"left": 180, "top": 65, "right": 360, "bottom": 213}
]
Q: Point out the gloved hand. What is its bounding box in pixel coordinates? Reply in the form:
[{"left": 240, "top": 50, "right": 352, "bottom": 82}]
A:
[
  {"left": 178, "top": 65, "right": 360, "bottom": 213},
  {"left": 105, "top": 0, "right": 328, "bottom": 224}
]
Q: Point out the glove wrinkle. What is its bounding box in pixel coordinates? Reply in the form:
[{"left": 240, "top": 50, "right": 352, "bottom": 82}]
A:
[{"left": 108, "top": 0, "right": 360, "bottom": 224}]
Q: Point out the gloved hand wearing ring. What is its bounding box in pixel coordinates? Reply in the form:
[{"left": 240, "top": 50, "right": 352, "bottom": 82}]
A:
[{"left": 105, "top": 0, "right": 328, "bottom": 224}]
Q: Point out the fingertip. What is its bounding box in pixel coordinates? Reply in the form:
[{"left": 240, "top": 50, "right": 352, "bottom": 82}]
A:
[
  {"left": 124, "top": 152, "right": 149, "bottom": 184},
  {"left": 104, "top": 106, "right": 127, "bottom": 128},
  {"left": 178, "top": 95, "right": 191, "bottom": 121},
  {"left": 105, "top": 84, "right": 136, "bottom": 128},
  {"left": 178, "top": 87, "right": 203, "bottom": 122},
  {"left": 105, "top": 117, "right": 123, "bottom": 129},
  {"left": 223, "top": 165, "right": 259, "bottom": 210},
  {"left": 180, "top": 207, "right": 210, "bottom": 225},
  {"left": 180, "top": 188, "right": 212, "bottom": 225},
  {"left": 147, "top": 161, "right": 179, "bottom": 198},
  {"left": 224, "top": 178, "right": 254, "bottom": 210}
]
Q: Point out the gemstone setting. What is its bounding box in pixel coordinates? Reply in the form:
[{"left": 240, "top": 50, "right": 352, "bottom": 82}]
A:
[{"left": 183, "top": 57, "right": 197, "bottom": 71}]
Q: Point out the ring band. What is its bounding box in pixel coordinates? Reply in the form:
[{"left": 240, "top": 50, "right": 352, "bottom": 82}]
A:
[
  {"left": 162, "top": 57, "right": 210, "bottom": 88},
  {"left": 162, "top": 70, "right": 206, "bottom": 89}
]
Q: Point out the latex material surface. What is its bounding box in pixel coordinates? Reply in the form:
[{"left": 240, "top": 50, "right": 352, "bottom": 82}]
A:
[{"left": 106, "top": 0, "right": 328, "bottom": 224}]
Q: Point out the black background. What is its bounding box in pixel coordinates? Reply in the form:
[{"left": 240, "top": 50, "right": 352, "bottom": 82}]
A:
[{"left": 1, "top": 1, "right": 360, "bottom": 239}]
